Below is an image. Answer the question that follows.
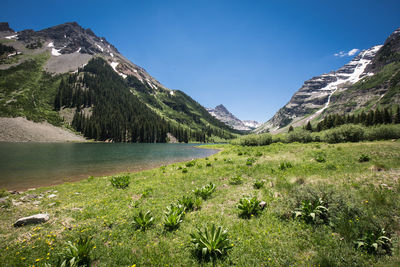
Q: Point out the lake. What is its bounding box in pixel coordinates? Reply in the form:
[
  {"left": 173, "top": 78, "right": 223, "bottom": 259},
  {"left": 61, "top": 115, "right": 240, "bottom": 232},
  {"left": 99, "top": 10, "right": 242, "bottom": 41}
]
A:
[{"left": 0, "top": 142, "right": 219, "bottom": 191}]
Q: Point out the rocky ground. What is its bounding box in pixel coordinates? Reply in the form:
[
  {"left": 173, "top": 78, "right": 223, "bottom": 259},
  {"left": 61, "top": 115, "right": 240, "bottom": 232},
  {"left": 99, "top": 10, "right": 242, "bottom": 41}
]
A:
[{"left": 0, "top": 117, "right": 86, "bottom": 142}]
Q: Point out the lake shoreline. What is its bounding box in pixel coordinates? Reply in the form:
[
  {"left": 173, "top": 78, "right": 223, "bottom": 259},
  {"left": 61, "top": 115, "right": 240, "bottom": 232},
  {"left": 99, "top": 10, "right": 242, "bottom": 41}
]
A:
[{"left": 0, "top": 143, "right": 220, "bottom": 192}]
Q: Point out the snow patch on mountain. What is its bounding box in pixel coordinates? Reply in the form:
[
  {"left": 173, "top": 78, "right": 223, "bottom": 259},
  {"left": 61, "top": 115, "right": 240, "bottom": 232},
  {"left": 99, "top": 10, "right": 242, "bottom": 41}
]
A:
[
  {"left": 257, "top": 44, "right": 383, "bottom": 133},
  {"left": 110, "top": 62, "right": 127, "bottom": 78}
]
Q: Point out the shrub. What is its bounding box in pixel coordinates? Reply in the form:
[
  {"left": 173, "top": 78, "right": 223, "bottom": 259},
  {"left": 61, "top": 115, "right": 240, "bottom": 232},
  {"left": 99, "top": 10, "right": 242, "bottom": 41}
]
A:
[
  {"left": 110, "top": 175, "right": 130, "bottom": 189},
  {"left": 255, "top": 151, "right": 263, "bottom": 157},
  {"left": 229, "top": 175, "right": 243, "bottom": 185},
  {"left": 238, "top": 196, "right": 262, "bottom": 218},
  {"left": 237, "top": 151, "right": 243, "bottom": 156},
  {"left": 206, "top": 162, "right": 212, "bottom": 167},
  {"left": 178, "top": 196, "right": 202, "bottom": 211},
  {"left": 253, "top": 179, "right": 265, "bottom": 189},
  {"left": 163, "top": 204, "right": 185, "bottom": 231},
  {"left": 132, "top": 211, "right": 154, "bottom": 231},
  {"left": 194, "top": 182, "right": 216, "bottom": 200},
  {"left": 355, "top": 228, "right": 393, "bottom": 255},
  {"left": 287, "top": 129, "right": 313, "bottom": 143},
  {"left": 57, "top": 236, "right": 95, "bottom": 267},
  {"left": 358, "top": 154, "right": 370, "bottom": 162},
  {"left": 365, "top": 124, "right": 400, "bottom": 141},
  {"left": 190, "top": 224, "right": 233, "bottom": 260},
  {"left": 323, "top": 124, "right": 365, "bottom": 143},
  {"left": 185, "top": 161, "right": 196, "bottom": 167},
  {"left": 182, "top": 168, "right": 188, "bottom": 173},
  {"left": 232, "top": 133, "right": 272, "bottom": 146},
  {"left": 293, "top": 197, "right": 328, "bottom": 225}
]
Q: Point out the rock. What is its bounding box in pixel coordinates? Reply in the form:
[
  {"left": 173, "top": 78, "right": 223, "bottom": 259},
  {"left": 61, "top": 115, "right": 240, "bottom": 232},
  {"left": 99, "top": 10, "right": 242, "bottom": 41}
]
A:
[
  {"left": 48, "top": 202, "right": 56, "bottom": 207},
  {"left": 259, "top": 201, "right": 267, "bottom": 209},
  {"left": 32, "top": 201, "right": 41, "bottom": 205},
  {"left": 14, "top": 214, "right": 50, "bottom": 227},
  {"left": 20, "top": 194, "right": 38, "bottom": 202},
  {"left": 12, "top": 199, "right": 23, "bottom": 206},
  {"left": 0, "top": 197, "right": 10, "bottom": 206},
  {"left": 48, "top": 194, "right": 57, "bottom": 199}
]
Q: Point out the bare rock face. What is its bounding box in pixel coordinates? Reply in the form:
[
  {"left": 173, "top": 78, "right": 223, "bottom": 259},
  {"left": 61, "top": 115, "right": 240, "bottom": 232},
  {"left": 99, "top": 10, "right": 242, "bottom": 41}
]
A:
[
  {"left": 257, "top": 27, "right": 400, "bottom": 134},
  {"left": 207, "top": 104, "right": 259, "bottom": 131},
  {"left": 256, "top": 45, "right": 383, "bottom": 133},
  {"left": 0, "top": 22, "right": 14, "bottom": 32},
  {"left": 14, "top": 213, "right": 50, "bottom": 227}
]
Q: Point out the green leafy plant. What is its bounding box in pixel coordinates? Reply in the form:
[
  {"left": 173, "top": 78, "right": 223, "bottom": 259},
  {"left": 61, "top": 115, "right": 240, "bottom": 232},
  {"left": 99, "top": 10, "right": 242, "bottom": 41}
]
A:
[
  {"left": 246, "top": 157, "right": 256, "bottom": 166},
  {"left": 182, "top": 168, "right": 188, "bottom": 173},
  {"left": 229, "top": 175, "right": 243, "bottom": 185},
  {"left": 141, "top": 188, "right": 153, "bottom": 198},
  {"left": 57, "top": 236, "right": 95, "bottom": 267},
  {"left": 293, "top": 198, "right": 328, "bottom": 224},
  {"left": 190, "top": 224, "right": 233, "bottom": 260},
  {"left": 110, "top": 175, "right": 130, "bottom": 189},
  {"left": 314, "top": 151, "right": 326, "bottom": 163},
  {"left": 206, "top": 162, "right": 212, "bottom": 167},
  {"left": 132, "top": 210, "right": 154, "bottom": 231},
  {"left": 279, "top": 161, "right": 293, "bottom": 170},
  {"left": 237, "top": 151, "right": 243, "bottom": 156},
  {"left": 163, "top": 204, "right": 185, "bottom": 231},
  {"left": 185, "top": 161, "right": 196, "bottom": 167},
  {"left": 358, "top": 154, "right": 370, "bottom": 162},
  {"left": 355, "top": 228, "right": 392, "bottom": 255},
  {"left": 253, "top": 179, "right": 265, "bottom": 189},
  {"left": 238, "top": 196, "right": 262, "bottom": 218},
  {"left": 255, "top": 151, "right": 263, "bottom": 157},
  {"left": 194, "top": 182, "right": 216, "bottom": 200},
  {"left": 178, "top": 196, "right": 201, "bottom": 211}
]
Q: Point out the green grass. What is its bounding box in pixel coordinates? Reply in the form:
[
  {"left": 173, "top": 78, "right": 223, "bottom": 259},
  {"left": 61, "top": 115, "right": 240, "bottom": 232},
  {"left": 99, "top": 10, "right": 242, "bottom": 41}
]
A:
[
  {"left": 0, "top": 53, "right": 64, "bottom": 126},
  {"left": 1, "top": 141, "right": 400, "bottom": 266}
]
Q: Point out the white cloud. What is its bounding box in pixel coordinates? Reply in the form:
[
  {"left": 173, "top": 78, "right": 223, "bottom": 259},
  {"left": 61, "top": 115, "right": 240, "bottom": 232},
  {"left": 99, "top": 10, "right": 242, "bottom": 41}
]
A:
[
  {"left": 334, "top": 48, "right": 359, "bottom": 57},
  {"left": 347, "top": 48, "right": 359, "bottom": 56}
]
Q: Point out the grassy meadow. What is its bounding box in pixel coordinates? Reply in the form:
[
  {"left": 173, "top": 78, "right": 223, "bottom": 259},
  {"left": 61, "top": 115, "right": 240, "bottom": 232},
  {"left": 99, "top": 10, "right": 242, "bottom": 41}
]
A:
[{"left": 1, "top": 141, "right": 400, "bottom": 266}]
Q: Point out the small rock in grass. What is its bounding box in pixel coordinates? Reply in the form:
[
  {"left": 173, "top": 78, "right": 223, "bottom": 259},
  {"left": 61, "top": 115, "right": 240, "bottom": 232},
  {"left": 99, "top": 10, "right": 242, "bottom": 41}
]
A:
[
  {"left": 32, "top": 201, "right": 41, "bottom": 205},
  {"left": 259, "top": 201, "right": 267, "bottom": 209},
  {"left": 48, "top": 194, "right": 57, "bottom": 199},
  {"left": 14, "top": 214, "right": 50, "bottom": 227},
  {"left": 12, "top": 199, "right": 23, "bottom": 206},
  {"left": 48, "top": 202, "right": 56, "bottom": 207}
]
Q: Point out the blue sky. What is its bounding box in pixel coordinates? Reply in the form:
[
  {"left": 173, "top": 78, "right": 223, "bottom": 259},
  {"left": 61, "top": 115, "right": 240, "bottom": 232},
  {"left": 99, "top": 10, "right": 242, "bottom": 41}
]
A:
[{"left": 2, "top": 0, "right": 400, "bottom": 122}]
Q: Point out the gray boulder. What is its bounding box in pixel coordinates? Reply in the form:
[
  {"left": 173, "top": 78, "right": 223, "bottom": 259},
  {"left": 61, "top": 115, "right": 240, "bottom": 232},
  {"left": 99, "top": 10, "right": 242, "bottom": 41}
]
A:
[{"left": 14, "top": 213, "right": 50, "bottom": 227}]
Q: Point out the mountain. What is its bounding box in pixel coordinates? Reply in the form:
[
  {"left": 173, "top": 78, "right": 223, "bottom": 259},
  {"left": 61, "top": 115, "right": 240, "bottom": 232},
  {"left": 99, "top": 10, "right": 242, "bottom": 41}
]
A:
[
  {"left": 257, "top": 27, "right": 400, "bottom": 133},
  {"left": 0, "top": 22, "right": 238, "bottom": 142},
  {"left": 206, "top": 104, "right": 260, "bottom": 131}
]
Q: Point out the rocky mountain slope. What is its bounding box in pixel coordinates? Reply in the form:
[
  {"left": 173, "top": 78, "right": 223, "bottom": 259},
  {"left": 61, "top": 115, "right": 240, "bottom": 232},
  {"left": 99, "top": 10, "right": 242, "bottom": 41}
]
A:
[
  {"left": 206, "top": 104, "right": 260, "bottom": 131},
  {"left": 0, "top": 22, "right": 237, "bottom": 142},
  {"left": 257, "top": 27, "right": 400, "bottom": 133}
]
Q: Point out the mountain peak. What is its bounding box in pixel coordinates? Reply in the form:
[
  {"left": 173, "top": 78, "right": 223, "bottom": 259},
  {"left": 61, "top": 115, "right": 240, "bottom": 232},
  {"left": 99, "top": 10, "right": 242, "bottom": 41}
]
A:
[
  {"left": 207, "top": 105, "right": 259, "bottom": 131},
  {"left": 0, "top": 22, "right": 14, "bottom": 32},
  {"left": 215, "top": 104, "right": 229, "bottom": 112}
]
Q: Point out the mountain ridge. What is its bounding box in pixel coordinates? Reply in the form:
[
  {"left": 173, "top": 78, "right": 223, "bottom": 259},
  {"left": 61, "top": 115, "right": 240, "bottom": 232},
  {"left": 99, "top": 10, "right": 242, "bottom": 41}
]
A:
[
  {"left": 256, "top": 26, "right": 400, "bottom": 133},
  {"left": 0, "top": 22, "right": 238, "bottom": 142}
]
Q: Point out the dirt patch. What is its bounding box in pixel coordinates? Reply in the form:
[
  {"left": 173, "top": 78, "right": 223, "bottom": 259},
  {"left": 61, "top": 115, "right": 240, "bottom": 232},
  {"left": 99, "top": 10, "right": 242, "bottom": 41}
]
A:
[{"left": 0, "top": 117, "right": 86, "bottom": 142}]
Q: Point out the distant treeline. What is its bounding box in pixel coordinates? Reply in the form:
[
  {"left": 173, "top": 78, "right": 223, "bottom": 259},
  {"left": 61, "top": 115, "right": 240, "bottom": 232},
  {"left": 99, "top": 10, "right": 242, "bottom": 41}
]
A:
[
  {"left": 297, "top": 106, "right": 400, "bottom": 133},
  {"left": 54, "top": 57, "right": 233, "bottom": 143}
]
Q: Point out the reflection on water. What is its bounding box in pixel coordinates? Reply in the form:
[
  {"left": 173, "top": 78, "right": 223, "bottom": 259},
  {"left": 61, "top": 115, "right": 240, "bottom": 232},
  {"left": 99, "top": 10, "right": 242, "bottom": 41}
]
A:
[{"left": 0, "top": 143, "right": 218, "bottom": 190}]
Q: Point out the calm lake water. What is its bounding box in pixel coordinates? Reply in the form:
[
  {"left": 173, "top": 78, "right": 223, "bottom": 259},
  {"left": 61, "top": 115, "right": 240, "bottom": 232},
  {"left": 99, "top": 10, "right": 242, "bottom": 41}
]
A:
[{"left": 0, "top": 143, "right": 219, "bottom": 190}]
